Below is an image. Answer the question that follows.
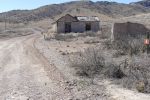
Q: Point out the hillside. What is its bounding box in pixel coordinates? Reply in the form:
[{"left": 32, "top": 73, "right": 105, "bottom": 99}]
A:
[
  {"left": 0, "top": 0, "right": 150, "bottom": 23},
  {"left": 131, "top": 0, "right": 150, "bottom": 7},
  {"left": 114, "top": 13, "right": 150, "bottom": 29}
]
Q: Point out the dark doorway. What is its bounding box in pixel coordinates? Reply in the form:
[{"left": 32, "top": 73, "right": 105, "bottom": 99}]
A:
[
  {"left": 65, "top": 22, "right": 71, "bottom": 33},
  {"left": 86, "top": 23, "right": 91, "bottom": 31}
]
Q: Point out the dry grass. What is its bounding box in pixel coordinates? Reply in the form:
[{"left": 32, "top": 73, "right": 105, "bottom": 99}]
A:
[
  {"left": 114, "top": 39, "right": 144, "bottom": 56},
  {"left": 100, "top": 25, "right": 112, "bottom": 39},
  {"left": 84, "top": 39, "right": 100, "bottom": 44},
  {"left": 0, "top": 22, "right": 26, "bottom": 31},
  {"left": 54, "top": 31, "right": 99, "bottom": 41},
  {"left": 102, "top": 38, "right": 145, "bottom": 57},
  {"left": 116, "top": 13, "right": 150, "bottom": 29},
  {"left": 0, "top": 22, "right": 34, "bottom": 38}
]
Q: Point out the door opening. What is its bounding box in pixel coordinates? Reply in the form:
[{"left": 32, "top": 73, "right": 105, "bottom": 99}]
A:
[
  {"left": 86, "top": 23, "right": 91, "bottom": 31},
  {"left": 65, "top": 22, "right": 71, "bottom": 33}
]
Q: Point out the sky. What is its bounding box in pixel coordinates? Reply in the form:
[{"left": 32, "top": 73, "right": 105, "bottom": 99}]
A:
[{"left": 0, "top": 0, "right": 140, "bottom": 13}]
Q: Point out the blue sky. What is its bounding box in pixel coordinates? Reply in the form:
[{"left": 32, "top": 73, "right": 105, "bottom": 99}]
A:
[{"left": 0, "top": 0, "right": 140, "bottom": 13}]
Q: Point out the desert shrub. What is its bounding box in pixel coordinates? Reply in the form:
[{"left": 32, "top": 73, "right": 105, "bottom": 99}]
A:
[
  {"left": 112, "top": 50, "right": 126, "bottom": 58},
  {"left": 127, "top": 39, "right": 144, "bottom": 56},
  {"left": 101, "top": 25, "right": 111, "bottom": 39},
  {"left": 100, "top": 32, "right": 111, "bottom": 39},
  {"left": 44, "top": 32, "right": 56, "bottom": 40},
  {"left": 70, "top": 48, "right": 105, "bottom": 77},
  {"left": 103, "top": 59, "right": 128, "bottom": 79},
  {"left": 84, "top": 39, "right": 100, "bottom": 44},
  {"left": 104, "top": 58, "right": 150, "bottom": 93},
  {"left": 112, "top": 39, "right": 144, "bottom": 56},
  {"left": 55, "top": 32, "right": 99, "bottom": 41},
  {"left": 70, "top": 46, "right": 150, "bottom": 93},
  {"left": 85, "top": 31, "right": 98, "bottom": 37},
  {"left": 127, "top": 63, "right": 150, "bottom": 93},
  {"left": 55, "top": 33, "right": 75, "bottom": 41},
  {"left": 102, "top": 39, "right": 112, "bottom": 49},
  {"left": 0, "top": 28, "right": 34, "bottom": 38},
  {"left": 136, "top": 81, "right": 145, "bottom": 93},
  {"left": 112, "top": 60, "right": 150, "bottom": 93},
  {"left": 112, "top": 40, "right": 128, "bottom": 52},
  {"left": 70, "top": 47, "right": 127, "bottom": 78},
  {"left": 103, "top": 64, "right": 125, "bottom": 79}
]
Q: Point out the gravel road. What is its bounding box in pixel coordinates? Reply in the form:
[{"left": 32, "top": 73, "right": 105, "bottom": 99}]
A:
[{"left": 0, "top": 34, "right": 72, "bottom": 100}]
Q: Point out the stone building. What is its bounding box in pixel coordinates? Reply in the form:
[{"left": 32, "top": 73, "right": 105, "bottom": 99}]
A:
[
  {"left": 55, "top": 14, "right": 100, "bottom": 33},
  {"left": 111, "top": 22, "right": 150, "bottom": 41}
]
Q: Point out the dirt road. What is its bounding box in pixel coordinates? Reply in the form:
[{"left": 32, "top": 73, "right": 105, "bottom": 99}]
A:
[
  {"left": 0, "top": 34, "right": 72, "bottom": 100},
  {"left": 0, "top": 33, "right": 150, "bottom": 100}
]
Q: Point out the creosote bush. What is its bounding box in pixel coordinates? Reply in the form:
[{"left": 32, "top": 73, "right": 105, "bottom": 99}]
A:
[
  {"left": 103, "top": 63, "right": 127, "bottom": 79},
  {"left": 112, "top": 60, "right": 150, "bottom": 93},
  {"left": 70, "top": 48, "right": 105, "bottom": 77},
  {"left": 70, "top": 47, "right": 126, "bottom": 79},
  {"left": 70, "top": 47, "right": 150, "bottom": 93}
]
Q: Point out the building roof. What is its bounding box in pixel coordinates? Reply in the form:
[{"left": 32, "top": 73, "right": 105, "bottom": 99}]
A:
[
  {"left": 75, "top": 16, "right": 100, "bottom": 22},
  {"left": 54, "top": 14, "right": 100, "bottom": 24}
]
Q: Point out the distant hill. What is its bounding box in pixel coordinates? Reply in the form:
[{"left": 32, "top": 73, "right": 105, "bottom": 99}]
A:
[
  {"left": 115, "top": 13, "right": 150, "bottom": 29},
  {"left": 130, "top": 0, "right": 150, "bottom": 7},
  {"left": 0, "top": 0, "right": 150, "bottom": 23}
]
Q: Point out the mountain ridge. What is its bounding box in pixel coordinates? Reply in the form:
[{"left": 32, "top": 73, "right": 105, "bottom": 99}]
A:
[
  {"left": 130, "top": 0, "right": 150, "bottom": 7},
  {"left": 0, "top": 0, "right": 150, "bottom": 23}
]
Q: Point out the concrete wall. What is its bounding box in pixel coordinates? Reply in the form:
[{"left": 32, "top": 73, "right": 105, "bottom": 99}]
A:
[
  {"left": 112, "top": 22, "right": 150, "bottom": 41},
  {"left": 57, "top": 22, "right": 65, "bottom": 33},
  {"left": 57, "top": 21, "right": 100, "bottom": 33},
  {"left": 71, "top": 22, "right": 85, "bottom": 33},
  {"left": 91, "top": 21, "right": 100, "bottom": 32}
]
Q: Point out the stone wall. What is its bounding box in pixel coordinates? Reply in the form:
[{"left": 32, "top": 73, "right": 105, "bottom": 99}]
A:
[
  {"left": 57, "top": 22, "right": 65, "bottom": 33},
  {"left": 57, "top": 21, "right": 100, "bottom": 33},
  {"left": 111, "top": 22, "right": 150, "bottom": 41},
  {"left": 71, "top": 22, "right": 85, "bottom": 33}
]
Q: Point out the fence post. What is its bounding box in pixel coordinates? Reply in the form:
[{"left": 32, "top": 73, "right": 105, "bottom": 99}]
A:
[{"left": 144, "top": 32, "right": 150, "bottom": 54}]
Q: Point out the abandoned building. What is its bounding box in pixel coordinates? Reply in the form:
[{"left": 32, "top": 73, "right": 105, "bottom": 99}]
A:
[
  {"left": 111, "top": 22, "right": 150, "bottom": 41},
  {"left": 55, "top": 14, "right": 100, "bottom": 33}
]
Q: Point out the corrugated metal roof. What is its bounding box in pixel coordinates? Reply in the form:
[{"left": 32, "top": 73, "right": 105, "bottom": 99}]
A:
[{"left": 76, "top": 16, "right": 100, "bottom": 21}]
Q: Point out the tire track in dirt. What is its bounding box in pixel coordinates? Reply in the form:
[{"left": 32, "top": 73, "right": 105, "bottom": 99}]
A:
[{"left": 0, "top": 34, "right": 73, "bottom": 100}]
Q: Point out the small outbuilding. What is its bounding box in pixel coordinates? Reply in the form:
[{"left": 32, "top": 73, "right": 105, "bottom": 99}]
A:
[
  {"left": 55, "top": 14, "right": 100, "bottom": 33},
  {"left": 111, "top": 22, "right": 150, "bottom": 41}
]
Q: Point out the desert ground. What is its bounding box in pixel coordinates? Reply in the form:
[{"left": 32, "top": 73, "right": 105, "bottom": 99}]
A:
[
  {"left": 0, "top": 0, "right": 150, "bottom": 98},
  {"left": 0, "top": 30, "right": 109, "bottom": 100},
  {"left": 0, "top": 20, "right": 149, "bottom": 100},
  {"left": 0, "top": 0, "right": 150, "bottom": 97}
]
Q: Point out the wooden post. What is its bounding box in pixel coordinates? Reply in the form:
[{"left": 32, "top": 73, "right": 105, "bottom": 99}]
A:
[
  {"left": 144, "top": 33, "right": 150, "bottom": 54},
  {"left": 147, "top": 33, "right": 149, "bottom": 54}
]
